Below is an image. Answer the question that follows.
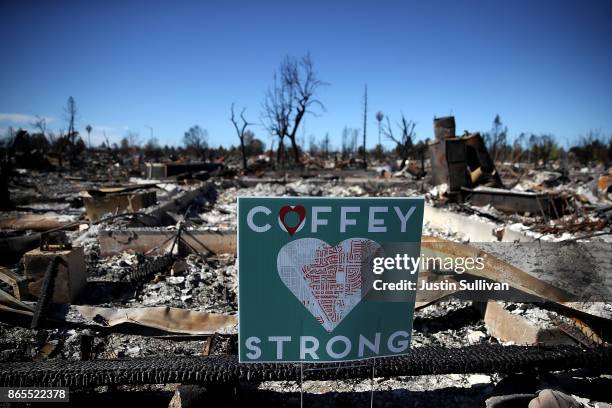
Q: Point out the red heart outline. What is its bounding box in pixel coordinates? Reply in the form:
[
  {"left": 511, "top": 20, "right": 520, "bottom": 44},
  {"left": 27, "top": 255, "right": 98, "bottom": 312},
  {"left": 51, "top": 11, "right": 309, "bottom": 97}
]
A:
[{"left": 279, "top": 205, "right": 306, "bottom": 236}]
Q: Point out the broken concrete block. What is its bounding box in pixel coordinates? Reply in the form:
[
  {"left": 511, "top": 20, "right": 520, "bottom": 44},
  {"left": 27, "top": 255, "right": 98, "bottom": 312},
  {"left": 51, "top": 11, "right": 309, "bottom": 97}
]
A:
[
  {"left": 168, "top": 385, "right": 208, "bottom": 408},
  {"left": 81, "top": 190, "right": 157, "bottom": 222},
  {"left": 484, "top": 302, "right": 574, "bottom": 346},
  {"left": 467, "top": 330, "right": 486, "bottom": 344},
  {"left": 528, "top": 389, "right": 584, "bottom": 408},
  {"left": 23, "top": 247, "right": 86, "bottom": 303}
]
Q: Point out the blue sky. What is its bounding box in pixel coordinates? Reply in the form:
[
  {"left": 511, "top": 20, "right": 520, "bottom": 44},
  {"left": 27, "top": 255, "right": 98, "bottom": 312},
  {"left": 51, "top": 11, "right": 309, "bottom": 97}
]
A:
[{"left": 1, "top": 0, "right": 610, "bottom": 149}]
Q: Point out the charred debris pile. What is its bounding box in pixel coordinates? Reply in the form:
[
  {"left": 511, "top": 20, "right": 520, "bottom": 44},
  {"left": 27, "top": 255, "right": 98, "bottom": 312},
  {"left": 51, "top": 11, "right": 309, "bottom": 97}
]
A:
[{"left": 0, "top": 116, "right": 611, "bottom": 407}]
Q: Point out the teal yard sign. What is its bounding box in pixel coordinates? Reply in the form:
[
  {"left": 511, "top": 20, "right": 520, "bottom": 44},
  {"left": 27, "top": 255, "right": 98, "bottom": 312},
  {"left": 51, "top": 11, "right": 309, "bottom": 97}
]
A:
[{"left": 237, "top": 197, "right": 424, "bottom": 363}]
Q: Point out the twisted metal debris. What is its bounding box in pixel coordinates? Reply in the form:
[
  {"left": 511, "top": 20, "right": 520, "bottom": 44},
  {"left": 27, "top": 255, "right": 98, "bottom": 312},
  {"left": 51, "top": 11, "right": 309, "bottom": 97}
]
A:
[
  {"left": 30, "top": 256, "right": 62, "bottom": 329},
  {"left": 1, "top": 345, "right": 610, "bottom": 387},
  {"left": 128, "top": 253, "right": 175, "bottom": 282}
]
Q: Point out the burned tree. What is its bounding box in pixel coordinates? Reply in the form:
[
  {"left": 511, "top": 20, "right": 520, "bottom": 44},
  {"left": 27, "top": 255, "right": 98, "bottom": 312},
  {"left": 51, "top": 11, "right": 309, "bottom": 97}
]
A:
[
  {"left": 262, "top": 73, "right": 290, "bottom": 164},
  {"left": 483, "top": 114, "right": 508, "bottom": 163},
  {"left": 144, "top": 137, "right": 163, "bottom": 160},
  {"left": 32, "top": 116, "right": 47, "bottom": 137},
  {"left": 308, "top": 134, "right": 318, "bottom": 156},
  {"left": 283, "top": 54, "right": 326, "bottom": 164},
  {"left": 230, "top": 103, "right": 254, "bottom": 170},
  {"left": 376, "top": 111, "right": 384, "bottom": 146},
  {"left": 243, "top": 130, "right": 265, "bottom": 158},
  {"left": 341, "top": 127, "right": 360, "bottom": 159},
  {"left": 0, "top": 130, "right": 14, "bottom": 210},
  {"left": 262, "top": 54, "right": 326, "bottom": 165},
  {"left": 0, "top": 159, "right": 10, "bottom": 210},
  {"left": 58, "top": 96, "right": 86, "bottom": 164},
  {"left": 383, "top": 113, "right": 415, "bottom": 169},
  {"left": 64, "top": 97, "right": 79, "bottom": 153},
  {"left": 85, "top": 124, "right": 93, "bottom": 148},
  {"left": 320, "top": 133, "right": 330, "bottom": 159},
  {"left": 120, "top": 131, "right": 141, "bottom": 154},
  {"left": 183, "top": 125, "right": 208, "bottom": 158}
]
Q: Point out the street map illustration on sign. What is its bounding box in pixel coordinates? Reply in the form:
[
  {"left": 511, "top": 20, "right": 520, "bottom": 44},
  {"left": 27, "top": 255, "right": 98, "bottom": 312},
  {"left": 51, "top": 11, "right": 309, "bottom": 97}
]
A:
[{"left": 238, "top": 197, "right": 424, "bottom": 363}]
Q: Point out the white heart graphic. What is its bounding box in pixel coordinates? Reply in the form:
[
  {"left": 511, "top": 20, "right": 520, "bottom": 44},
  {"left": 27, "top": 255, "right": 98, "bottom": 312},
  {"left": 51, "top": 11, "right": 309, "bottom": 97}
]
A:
[{"left": 277, "top": 238, "right": 383, "bottom": 332}]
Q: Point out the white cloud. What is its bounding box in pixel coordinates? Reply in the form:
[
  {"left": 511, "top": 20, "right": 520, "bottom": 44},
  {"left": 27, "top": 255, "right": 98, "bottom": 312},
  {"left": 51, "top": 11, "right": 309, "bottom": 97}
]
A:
[{"left": 0, "top": 113, "right": 54, "bottom": 124}]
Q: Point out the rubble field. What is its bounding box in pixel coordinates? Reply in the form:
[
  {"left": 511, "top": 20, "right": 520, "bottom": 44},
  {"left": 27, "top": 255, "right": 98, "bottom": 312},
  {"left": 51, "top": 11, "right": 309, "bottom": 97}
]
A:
[{"left": 1, "top": 142, "right": 611, "bottom": 408}]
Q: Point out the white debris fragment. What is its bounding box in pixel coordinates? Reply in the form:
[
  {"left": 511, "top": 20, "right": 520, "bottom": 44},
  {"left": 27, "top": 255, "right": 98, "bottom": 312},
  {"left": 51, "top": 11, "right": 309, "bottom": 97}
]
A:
[
  {"left": 466, "top": 374, "right": 491, "bottom": 386},
  {"left": 428, "top": 183, "right": 448, "bottom": 198},
  {"left": 166, "top": 276, "right": 185, "bottom": 284},
  {"left": 576, "top": 185, "right": 598, "bottom": 204},
  {"left": 467, "top": 330, "right": 486, "bottom": 344}
]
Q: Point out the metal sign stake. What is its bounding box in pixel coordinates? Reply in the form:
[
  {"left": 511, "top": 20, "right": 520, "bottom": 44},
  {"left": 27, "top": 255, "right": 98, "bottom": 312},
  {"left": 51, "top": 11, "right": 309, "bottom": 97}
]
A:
[
  {"left": 370, "top": 357, "right": 376, "bottom": 408},
  {"left": 300, "top": 361, "right": 304, "bottom": 408}
]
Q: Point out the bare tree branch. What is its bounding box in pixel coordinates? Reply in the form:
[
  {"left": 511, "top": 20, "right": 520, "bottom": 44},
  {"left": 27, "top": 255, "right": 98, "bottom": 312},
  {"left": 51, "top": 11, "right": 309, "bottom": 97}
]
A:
[
  {"left": 262, "top": 54, "right": 327, "bottom": 166},
  {"left": 31, "top": 116, "right": 47, "bottom": 137},
  {"left": 383, "top": 113, "right": 415, "bottom": 169},
  {"left": 231, "top": 103, "right": 254, "bottom": 170}
]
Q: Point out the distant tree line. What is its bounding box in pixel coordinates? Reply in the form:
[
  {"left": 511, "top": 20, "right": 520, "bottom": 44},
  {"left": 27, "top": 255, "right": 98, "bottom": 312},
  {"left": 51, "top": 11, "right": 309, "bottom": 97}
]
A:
[
  {"left": 3, "top": 113, "right": 610, "bottom": 172},
  {"left": 481, "top": 114, "right": 612, "bottom": 166}
]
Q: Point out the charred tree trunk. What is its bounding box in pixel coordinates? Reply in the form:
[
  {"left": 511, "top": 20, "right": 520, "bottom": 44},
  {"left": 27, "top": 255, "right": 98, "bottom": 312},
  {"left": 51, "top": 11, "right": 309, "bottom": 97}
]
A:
[
  {"left": 230, "top": 104, "right": 252, "bottom": 172},
  {"left": 400, "top": 146, "right": 409, "bottom": 170},
  {"left": 289, "top": 136, "right": 300, "bottom": 165},
  {"left": 0, "top": 161, "right": 12, "bottom": 210},
  {"left": 276, "top": 137, "right": 285, "bottom": 165},
  {"left": 240, "top": 138, "right": 247, "bottom": 170}
]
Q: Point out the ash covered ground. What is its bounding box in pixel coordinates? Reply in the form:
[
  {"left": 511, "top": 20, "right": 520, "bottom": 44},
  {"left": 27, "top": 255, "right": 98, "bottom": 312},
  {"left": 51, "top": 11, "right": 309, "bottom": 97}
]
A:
[{"left": 1, "top": 164, "right": 611, "bottom": 407}]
